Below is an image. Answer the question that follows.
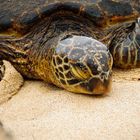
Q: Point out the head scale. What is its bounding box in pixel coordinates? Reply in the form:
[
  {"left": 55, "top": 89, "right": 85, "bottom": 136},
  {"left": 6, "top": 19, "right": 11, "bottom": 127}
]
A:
[{"left": 51, "top": 35, "right": 113, "bottom": 94}]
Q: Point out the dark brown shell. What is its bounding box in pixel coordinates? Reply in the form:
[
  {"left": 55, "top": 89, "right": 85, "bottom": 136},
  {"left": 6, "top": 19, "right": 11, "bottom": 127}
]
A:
[{"left": 0, "top": 0, "right": 139, "bottom": 32}]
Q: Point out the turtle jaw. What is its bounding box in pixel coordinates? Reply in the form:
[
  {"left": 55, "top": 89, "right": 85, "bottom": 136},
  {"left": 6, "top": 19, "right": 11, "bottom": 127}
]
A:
[
  {"left": 60, "top": 72, "right": 112, "bottom": 95},
  {"left": 79, "top": 77, "right": 112, "bottom": 95}
]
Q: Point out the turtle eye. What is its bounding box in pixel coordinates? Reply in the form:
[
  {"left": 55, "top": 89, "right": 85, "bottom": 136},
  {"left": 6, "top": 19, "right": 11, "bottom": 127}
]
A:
[{"left": 71, "top": 62, "right": 91, "bottom": 80}]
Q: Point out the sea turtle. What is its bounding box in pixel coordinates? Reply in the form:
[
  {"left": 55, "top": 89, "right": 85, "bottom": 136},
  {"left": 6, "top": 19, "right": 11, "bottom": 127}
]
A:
[{"left": 0, "top": 0, "right": 140, "bottom": 95}]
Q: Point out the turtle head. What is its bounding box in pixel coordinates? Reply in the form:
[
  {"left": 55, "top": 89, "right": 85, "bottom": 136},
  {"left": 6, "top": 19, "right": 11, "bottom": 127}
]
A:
[{"left": 51, "top": 35, "right": 113, "bottom": 95}]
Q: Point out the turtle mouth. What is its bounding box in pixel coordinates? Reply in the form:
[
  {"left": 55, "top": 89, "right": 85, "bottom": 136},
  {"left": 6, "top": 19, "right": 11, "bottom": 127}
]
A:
[{"left": 80, "top": 76, "right": 112, "bottom": 95}]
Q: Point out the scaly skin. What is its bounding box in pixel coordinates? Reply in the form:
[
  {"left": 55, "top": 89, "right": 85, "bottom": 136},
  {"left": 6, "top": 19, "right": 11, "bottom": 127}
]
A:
[
  {"left": 0, "top": 1, "right": 140, "bottom": 95},
  {"left": 0, "top": 13, "right": 113, "bottom": 94},
  {"left": 109, "top": 21, "right": 140, "bottom": 68}
]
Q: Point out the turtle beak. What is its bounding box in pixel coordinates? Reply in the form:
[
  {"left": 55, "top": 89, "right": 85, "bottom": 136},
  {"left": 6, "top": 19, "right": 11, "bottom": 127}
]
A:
[
  {"left": 80, "top": 76, "right": 112, "bottom": 95},
  {"left": 91, "top": 78, "right": 112, "bottom": 95}
]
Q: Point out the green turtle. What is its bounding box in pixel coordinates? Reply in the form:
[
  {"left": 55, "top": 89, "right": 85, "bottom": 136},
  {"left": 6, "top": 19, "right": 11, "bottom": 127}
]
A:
[{"left": 0, "top": 0, "right": 140, "bottom": 95}]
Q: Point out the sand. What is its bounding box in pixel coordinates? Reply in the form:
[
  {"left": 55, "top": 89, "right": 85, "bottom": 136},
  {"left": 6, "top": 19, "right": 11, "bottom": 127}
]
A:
[{"left": 0, "top": 61, "right": 140, "bottom": 140}]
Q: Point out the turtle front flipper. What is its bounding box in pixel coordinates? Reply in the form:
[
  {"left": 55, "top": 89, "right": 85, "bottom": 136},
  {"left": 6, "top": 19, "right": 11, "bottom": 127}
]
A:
[
  {"left": 109, "top": 21, "right": 140, "bottom": 69},
  {"left": 0, "top": 36, "right": 24, "bottom": 104}
]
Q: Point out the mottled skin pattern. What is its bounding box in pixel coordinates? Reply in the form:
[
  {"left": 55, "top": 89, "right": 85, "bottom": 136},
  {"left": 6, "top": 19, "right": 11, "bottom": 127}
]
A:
[
  {"left": 0, "top": 0, "right": 140, "bottom": 95},
  {"left": 109, "top": 21, "right": 140, "bottom": 68},
  {"left": 52, "top": 36, "right": 112, "bottom": 93}
]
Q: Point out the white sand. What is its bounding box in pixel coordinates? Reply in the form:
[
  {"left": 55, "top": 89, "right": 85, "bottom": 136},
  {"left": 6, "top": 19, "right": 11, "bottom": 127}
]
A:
[{"left": 0, "top": 61, "right": 140, "bottom": 140}]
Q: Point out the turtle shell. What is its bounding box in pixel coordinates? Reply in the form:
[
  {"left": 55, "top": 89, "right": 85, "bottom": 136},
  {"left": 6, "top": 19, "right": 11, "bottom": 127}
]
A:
[{"left": 0, "top": 0, "right": 139, "bottom": 32}]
